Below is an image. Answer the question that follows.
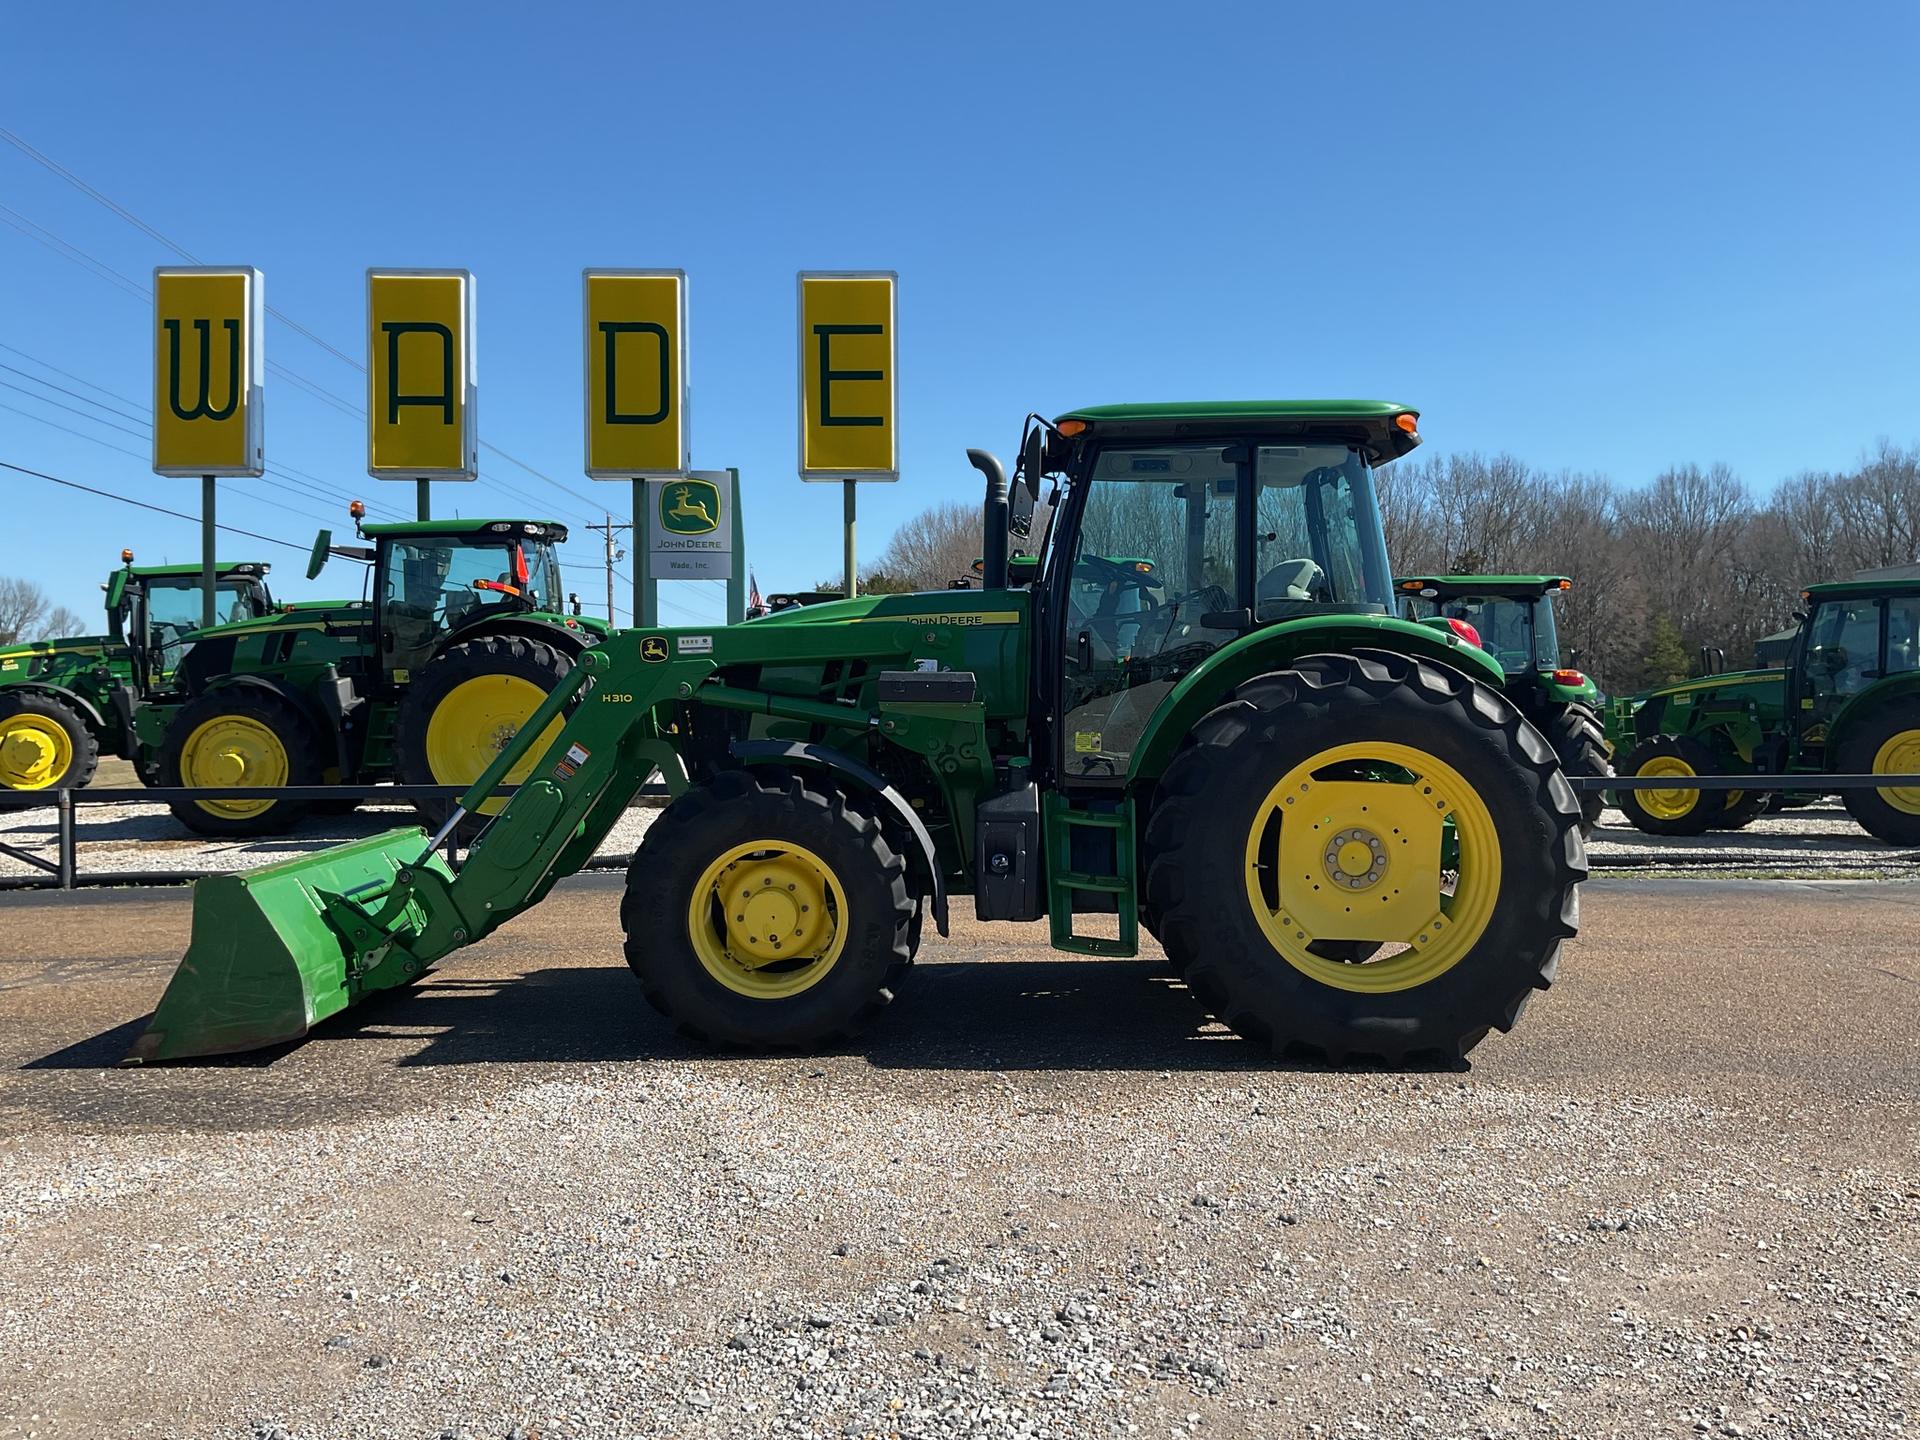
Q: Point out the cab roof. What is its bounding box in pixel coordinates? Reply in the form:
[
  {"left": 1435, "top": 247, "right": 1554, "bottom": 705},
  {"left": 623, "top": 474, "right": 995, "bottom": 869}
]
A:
[
  {"left": 1397, "top": 574, "right": 1570, "bottom": 597},
  {"left": 1804, "top": 578, "right": 1920, "bottom": 600},
  {"left": 129, "top": 562, "right": 269, "bottom": 579},
  {"left": 360, "top": 518, "right": 568, "bottom": 542},
  {"left": 1055, "top": 400, "right": 1422, "bottom": 463}
]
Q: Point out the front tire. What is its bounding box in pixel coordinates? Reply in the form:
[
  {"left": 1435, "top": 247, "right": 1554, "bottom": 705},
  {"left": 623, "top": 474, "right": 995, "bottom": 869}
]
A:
[
  {"left": 1839, "top": 697, "right": 1920, "bottom": 846},
  {"left": 0, "top": 692, "right": 97, "bottom": 791},
  {"left": 1615, "top": 733, "right": 1740, "bottom": 837},
  {"left": 620, "top": 770, "right": 916, "bottom": 1048},
  {"left": 393, "top": 634, "right": 574, "bottom": 839},
  {"left": 1143, "top": 650, "right": 1586, "bottom": 1065},
  {"left": 159, "top": 689, "right": 319, "bottom": 836}
]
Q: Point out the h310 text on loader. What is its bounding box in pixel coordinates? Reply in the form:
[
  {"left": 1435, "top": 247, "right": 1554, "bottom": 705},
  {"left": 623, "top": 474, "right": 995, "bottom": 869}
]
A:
[{"left": 130, "top": 402, "right": 1587, "bottom": 1067}]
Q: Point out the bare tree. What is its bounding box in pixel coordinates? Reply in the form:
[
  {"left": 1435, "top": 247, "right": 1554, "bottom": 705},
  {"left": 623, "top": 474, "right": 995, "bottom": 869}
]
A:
[
  {"left": 868, "top": 501, "right": 986, "bottom": 591},
  {"left": 42, "top": 605, "right": 87, "bottom": 639},
  {"left": 0, "top": 576, "right": 54, "bottom": 645}
]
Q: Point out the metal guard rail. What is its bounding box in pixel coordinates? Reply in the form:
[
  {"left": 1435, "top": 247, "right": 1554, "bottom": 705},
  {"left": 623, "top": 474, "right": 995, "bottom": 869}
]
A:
[
  {"left": 1, "top": 773, "right": 1915, "bottom": 892},
  {"left": 0, "top": 782, "right": 667, "bottom": 891}
]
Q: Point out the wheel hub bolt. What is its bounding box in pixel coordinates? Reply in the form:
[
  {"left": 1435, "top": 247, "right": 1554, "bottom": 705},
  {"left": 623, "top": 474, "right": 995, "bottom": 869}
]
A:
[{"left": 1323, "top": 827, "right": 1389, "bottom": 890}]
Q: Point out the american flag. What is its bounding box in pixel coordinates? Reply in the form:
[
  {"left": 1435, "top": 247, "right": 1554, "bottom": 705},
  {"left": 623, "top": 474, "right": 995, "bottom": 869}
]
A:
[{"left": 746, "top": 571, "right": 765, "bottom": 618}]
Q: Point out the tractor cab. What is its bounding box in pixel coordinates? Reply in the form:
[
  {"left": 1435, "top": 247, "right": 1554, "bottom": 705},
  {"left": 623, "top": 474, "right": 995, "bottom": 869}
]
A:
[
  {"left": 108, "top": 557, "right": 275, "bottom": 687},
  {"left": 1023, "top": 402, "right": 1408, "bottom": 782},
  {"left": 346, "top": 520, "right": 569, "bottom": 680},
  {"left": 1394, "top": 576, "right": 1585, "bottom": 688},
  {"left": 1786, "top": 580, "right": 1920, "bottom": 764}
]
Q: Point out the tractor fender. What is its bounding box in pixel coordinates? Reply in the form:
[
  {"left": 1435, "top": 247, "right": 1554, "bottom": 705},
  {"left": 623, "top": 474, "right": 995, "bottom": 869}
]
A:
[
  {"left": 729, "top": 738, "right": 949, "bottom": 938},
  {"left": 442, "top": 614, "right": 602, "bottom": 660},
  {"left": 1125, "top": 614, "right": 1506, "bottom": 786},
  {"left": 0, "top": 681, "right": 108, "bottom": 735},
  {"left": 1827, "top": 672, "right": 1920, "bottom": 756}
]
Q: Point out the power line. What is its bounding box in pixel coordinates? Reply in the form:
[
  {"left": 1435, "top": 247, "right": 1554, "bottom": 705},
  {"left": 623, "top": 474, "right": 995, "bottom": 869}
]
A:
[
  {"left": 0, "top": 458, "right": 309, "bottom": 555},
  {"left": 0, "top": 127, "right": 605, "bottom": 519},
  {"left": 0, "top": 375, "right": 149, "bottom": 438}
]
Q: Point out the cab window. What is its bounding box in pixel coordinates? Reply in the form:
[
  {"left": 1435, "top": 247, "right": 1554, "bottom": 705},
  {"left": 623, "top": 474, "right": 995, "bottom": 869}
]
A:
[{"left": 1805, "top": 600, "right": 1882, "bottom": 698}]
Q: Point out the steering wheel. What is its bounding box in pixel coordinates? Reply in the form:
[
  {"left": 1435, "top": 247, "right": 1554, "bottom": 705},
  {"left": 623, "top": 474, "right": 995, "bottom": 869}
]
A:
[{"left": 1074, "top": 554, "right": 1160, "bottom": 592}]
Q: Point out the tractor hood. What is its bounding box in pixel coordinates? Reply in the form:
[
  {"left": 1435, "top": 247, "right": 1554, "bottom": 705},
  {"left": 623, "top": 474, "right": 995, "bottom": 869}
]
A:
[
  {"left": 0, "top": 634, "right": 118, "bottom": 672},
  {"left": 182, "top": 601, "right": 374, "bottom": 643},
  {"left": 743, "top": 588, "right": 1024, "bottom": 629}
]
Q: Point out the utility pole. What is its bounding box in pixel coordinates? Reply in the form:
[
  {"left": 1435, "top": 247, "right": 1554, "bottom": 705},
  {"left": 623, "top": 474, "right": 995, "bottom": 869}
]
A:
[{"left": 586, "top": 513, "right": 632, "bottom": 625}]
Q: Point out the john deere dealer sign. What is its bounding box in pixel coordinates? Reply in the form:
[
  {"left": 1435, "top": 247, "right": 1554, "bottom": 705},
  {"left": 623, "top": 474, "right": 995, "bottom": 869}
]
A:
[{"left": 647, "top": 470, "right": 733, "bottom": 581}]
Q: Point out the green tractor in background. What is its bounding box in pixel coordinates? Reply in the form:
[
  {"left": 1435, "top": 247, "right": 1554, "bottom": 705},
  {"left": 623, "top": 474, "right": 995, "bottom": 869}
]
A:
[
  {"left": 0, "top": 553, "right": 276, "bottom": 792},
  {"left": 133, "top": 509, "right": 606, "bottom": 836},
  {"left": 1610, "top": 578, "right": 1920, "bottom": 842},
  {"left": 133, "top": 401, "right": 1588, "bottom": 1069},
  {"left": 1395, "top": 575, "right": 1613, "bottom": 833}
]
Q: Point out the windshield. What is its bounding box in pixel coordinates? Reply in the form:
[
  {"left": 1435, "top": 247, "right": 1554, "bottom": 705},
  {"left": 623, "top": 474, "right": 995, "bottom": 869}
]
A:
[
  {"left": 1404, "top": 592, "right": 1556, "bottom": 674},
  {"left": 385, "top": 538, "right": 564, "bottom": 629}
]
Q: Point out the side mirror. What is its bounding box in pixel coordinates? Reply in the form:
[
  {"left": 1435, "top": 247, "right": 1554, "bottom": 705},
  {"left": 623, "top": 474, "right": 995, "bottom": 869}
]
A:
[
  {"left": 1020, "top": 426, "right": 1045, "bottom": 503},
  {"left": 307, "top": 528, "right": 333, "bottom": 581}
]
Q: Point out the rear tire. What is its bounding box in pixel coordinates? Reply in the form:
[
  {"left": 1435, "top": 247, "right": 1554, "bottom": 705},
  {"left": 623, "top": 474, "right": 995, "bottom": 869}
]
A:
[
  {"left": 0, "top": 692, "right": 97, "bottom": 791},
  {"left": 1615, "top": 733, "right": 1741, "bottom": 837},
  {"left": 1709, "top": 790, "right": 1769, "bottom": 830},
  {"left": 159, "top": 689, "right": 319, "bottom": 836},
  {"left": 394, "top": 634, "right": 574, "bottom": 842},
  {"left": 620, "top": 770, "right": 916, "bottom": 1048},
  {"left": 1543, "top": 702, "right": 1612, "bottom": 836},
  {"left": 1143, "top": 649, "right": 1586, "bottom": 1065},
  {"left": 1838, "top": 697, "right": 1920, "bottom": 846}
]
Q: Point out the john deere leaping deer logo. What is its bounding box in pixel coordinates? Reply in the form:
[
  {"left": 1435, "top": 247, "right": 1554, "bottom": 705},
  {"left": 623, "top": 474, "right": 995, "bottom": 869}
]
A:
[
  {"left": 639, "top": 635, "right": 669, "bottom": 663},
  {"left": 660, "top": 479, "right": 720, "bottom": 536}
]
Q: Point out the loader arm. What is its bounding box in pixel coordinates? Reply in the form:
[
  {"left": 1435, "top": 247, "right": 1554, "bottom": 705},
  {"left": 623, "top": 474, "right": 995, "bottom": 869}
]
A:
[{"left": 129, "top": 619, "right": 985, "bottom": 1061}]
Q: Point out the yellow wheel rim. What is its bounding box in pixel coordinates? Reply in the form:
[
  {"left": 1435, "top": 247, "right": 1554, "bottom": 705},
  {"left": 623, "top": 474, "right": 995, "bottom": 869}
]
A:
[
  {"left": 686, "top": 839, "right": 847, "bottom": 1000},
  {"left": 180, "top": 714, "right": 288, "bottom": 820},
  {"left": 0, "top": 714, "right": 73, "bottom": 790},
  {"left": 1872, "top": 729, "right": 1920, "bottom": 814},
  {"left": 1635, "top": 755, "right": 1701, "bottom": 821},
  {"left": 1242, "top": 741, "right": 1502, "bottom": 994},
  {"left": 424, "top": 675, "right": 563, "bottom": 815}
]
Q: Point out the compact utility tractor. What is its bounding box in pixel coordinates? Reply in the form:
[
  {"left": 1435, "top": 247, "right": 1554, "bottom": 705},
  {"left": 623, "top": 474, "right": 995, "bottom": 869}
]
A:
[
  {"left": 0, "top": 554, "right": 275, "bottom": 792},
  {"left": 130, "top": 402, "right": 1587, "bottom": 1067},
  {"left": 1612, "top": 578, "right": 1920, "bottom": 842},
  {"left": 132, "top": 510, "right": 606, "bottom": 836}
]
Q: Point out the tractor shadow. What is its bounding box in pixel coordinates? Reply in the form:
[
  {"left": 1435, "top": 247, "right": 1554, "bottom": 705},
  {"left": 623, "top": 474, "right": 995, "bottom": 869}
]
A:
[{"left": 363, "top": 958, "right": 1463, "bottom": 1075}]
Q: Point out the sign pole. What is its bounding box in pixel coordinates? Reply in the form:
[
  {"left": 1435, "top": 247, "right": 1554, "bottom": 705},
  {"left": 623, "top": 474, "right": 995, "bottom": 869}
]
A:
[
  {"left": 632, "top": 479, "right": 649, "bottom": 627},
  {"left": 843, "top": 479, "right": 858, "bottom": 599},
  {"left": 200, "top": 475, "right": 217, "bottom": 630},
  {"left": 416, "top": 478, "right": 431, "bottom": 521},
  {"left": 726, "top": 467, "right": 745, "bottom": 623}
]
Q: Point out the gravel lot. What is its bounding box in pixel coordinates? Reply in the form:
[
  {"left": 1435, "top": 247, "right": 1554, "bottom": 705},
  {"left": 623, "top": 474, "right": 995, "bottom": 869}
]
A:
[{"left": 1, "top": 878, "right": 1914, "bottom": 1439}]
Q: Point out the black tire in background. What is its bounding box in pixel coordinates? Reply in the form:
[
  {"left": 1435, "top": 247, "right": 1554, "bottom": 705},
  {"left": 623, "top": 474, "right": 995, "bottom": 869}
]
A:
[
  {"left": 621, "top": 769, "right": 917, "bottom": 1048},
  {"left": 1838, "top": 695, "right": 1920, "bottom": 846},
  {"left": 0, "top": 691, "right": 98, "bottom": 791},
  {"left": 1615, "top": 733, "right": 1736, "bottom": 837},
  {"left": 393, "top": 633, "right": 574, "bottom": 841},
  {"left": 1709, "top": 790, "right": 1769, "bottom": 830},
  {"left": 1542, "top": 702, "right": 1612, "bottom": 836},
  {"left": 158, "top": 688, "right": 320, "bottom": 836},
  {"left": 1143, "top": 649, "right": 1586, "bottom": 1065}
]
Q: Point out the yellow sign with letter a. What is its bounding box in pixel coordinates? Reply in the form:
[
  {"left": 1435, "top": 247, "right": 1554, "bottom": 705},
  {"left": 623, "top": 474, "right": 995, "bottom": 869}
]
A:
[
  {"left": 367, "top": 269, "right": 476, "bottom": 480},
  {"left": 152, "top": 267, "right": 264, "bottom": 477}
]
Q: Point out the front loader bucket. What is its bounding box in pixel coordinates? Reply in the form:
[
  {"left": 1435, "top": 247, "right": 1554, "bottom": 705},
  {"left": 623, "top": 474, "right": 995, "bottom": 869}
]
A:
[{"left": 126, "top": 828, "right": 454, "bottom": 1063}]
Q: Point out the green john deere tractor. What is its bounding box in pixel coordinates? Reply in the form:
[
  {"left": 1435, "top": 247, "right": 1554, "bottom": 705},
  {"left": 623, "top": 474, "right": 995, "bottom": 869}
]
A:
[
  {"left": 129, "top": 400, "right": 1587, "bottom": 1068},
  {"left": 1394, "top": 575, "right": 1613, "bottom": 833},
  {"left": 1611, "top": 578, "right": 1920, "bottom": 842},
  {"left": 0, "top": 554, "right": 276, "bottom": 792},
  {"left": 133, "top": 513, "right": 606, "bottom": 836}
]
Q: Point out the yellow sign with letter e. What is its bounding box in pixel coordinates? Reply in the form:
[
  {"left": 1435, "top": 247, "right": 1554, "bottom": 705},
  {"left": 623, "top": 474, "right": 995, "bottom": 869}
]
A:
[
  {"left": 366, "top": 269, "right": 477, "bottom": 480},
  {"left": 152, "top": 267, "right": 264, "bottom": 477},
  {"left": 798, "top": 271, "right": 896, "bottom": 480}
]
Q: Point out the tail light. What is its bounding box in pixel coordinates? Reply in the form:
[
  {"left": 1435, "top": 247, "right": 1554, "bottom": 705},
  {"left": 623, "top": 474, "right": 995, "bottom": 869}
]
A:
[
  {"left": 1446, "top": 617, "right": 1482, "bottom": 647},
  {"left": 1553, "top": 668, "right": 1587, "bottom": 686}
]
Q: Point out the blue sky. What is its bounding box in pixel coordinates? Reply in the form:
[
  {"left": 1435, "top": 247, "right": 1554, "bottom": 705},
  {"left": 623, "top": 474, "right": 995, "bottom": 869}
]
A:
[{"left": 3, "top": 1, "right": 1915, "bottom": 625}]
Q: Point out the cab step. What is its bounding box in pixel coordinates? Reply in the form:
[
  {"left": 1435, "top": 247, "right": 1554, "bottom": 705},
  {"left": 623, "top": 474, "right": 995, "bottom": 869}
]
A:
[{"left": 1043, "top": 794, "right": 1139, "bottom": 957}]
